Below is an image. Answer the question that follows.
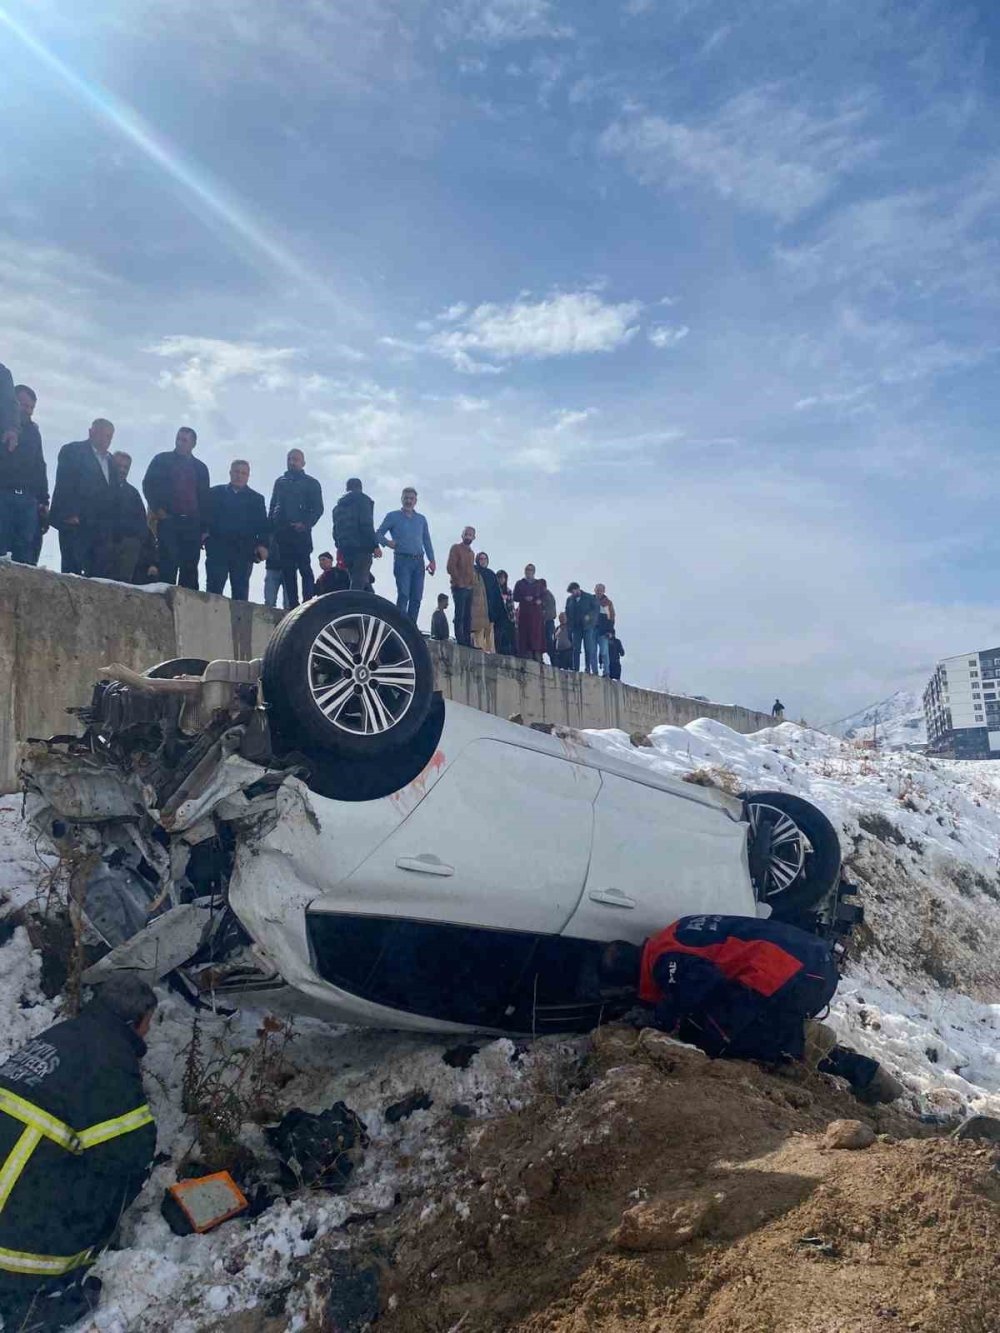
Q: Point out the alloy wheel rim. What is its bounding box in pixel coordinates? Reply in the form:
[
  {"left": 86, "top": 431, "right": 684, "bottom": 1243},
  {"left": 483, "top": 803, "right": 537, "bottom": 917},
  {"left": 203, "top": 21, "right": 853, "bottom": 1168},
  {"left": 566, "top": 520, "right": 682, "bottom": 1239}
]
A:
[
  {"left": 747, "top": 801, "right": 808, "bottom": 897},
  {"left": 308, "top": 613, "right": 417, "bottom": 735}
]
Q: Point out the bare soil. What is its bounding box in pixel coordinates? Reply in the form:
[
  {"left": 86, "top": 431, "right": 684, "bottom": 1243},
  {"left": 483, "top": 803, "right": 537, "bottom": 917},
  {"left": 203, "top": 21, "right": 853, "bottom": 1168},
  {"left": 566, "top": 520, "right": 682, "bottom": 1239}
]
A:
[{"left": 370, "top": 1026, "right": 1000, "bottom": 1333}]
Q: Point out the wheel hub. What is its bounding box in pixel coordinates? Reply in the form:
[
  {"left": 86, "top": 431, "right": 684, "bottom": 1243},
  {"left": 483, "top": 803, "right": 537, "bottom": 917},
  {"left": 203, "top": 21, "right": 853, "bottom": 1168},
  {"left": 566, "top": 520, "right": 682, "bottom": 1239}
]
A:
[{"left": 307, "top": 612, "right": 417, "bottom": 736}]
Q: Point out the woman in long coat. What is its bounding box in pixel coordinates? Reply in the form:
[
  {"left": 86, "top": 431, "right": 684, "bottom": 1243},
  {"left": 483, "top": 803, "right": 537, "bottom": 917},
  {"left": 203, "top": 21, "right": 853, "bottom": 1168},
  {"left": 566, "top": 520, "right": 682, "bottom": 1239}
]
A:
[
  {"left": 471, "top": 551, "right": 504, "bottom": 652},
  {"left": 513, "top": 562, "right": 546, "bottom": 662},
  {"left": 495, "top": 570, "right": 517, "bottom": 656}
]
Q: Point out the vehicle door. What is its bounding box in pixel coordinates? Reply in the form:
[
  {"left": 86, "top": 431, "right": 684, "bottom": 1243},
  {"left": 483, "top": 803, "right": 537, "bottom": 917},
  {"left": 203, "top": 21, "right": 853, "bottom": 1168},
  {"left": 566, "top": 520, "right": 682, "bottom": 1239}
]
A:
[
  {"left": 334, "top": 738, "right": 601, "bottom": 933},
  {"left": 561, "top": 772, "right": 754, "bottom": 944}
]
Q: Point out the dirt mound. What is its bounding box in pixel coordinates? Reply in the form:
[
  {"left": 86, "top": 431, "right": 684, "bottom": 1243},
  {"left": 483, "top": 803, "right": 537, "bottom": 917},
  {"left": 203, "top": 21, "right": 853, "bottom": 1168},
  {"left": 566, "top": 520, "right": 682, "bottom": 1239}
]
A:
[{"left": 375, "top": 1027, "right": 1000, "bottom": 1333}]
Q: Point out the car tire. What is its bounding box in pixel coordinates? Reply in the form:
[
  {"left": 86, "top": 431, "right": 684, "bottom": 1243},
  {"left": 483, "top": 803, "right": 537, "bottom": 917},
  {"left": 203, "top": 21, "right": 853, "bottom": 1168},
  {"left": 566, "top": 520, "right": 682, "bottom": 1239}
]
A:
[
  {"left": 144, "top": 658, "right": 210, "bottom": 679},
  {"left": 744, "top": 790, "right": 842, "bottom": 918},
  {"left": 262, "top": 592, "right": 434, "bottom": 757}
]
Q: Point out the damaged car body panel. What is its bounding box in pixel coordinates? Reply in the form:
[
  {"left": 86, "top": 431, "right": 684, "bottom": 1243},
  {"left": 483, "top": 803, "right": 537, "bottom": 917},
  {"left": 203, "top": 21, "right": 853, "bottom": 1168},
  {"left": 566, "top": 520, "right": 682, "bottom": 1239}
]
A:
[{"left": 19, "top": 592, "right": 853, "bottom": 1036}]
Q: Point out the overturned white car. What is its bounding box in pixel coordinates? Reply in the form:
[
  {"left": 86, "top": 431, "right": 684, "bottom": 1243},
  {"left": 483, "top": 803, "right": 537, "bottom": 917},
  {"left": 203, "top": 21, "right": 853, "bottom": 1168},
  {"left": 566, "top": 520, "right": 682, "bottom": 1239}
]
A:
[{"left": 20, "top": 593, "right": 857, "bottom": 1036}]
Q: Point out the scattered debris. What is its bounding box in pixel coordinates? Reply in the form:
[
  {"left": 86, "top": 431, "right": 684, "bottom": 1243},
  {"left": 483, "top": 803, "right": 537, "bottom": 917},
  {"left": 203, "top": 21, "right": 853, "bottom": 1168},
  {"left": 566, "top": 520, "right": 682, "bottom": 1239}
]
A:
[
  {"left": 161, "top": 1171, "right": 249, "bottom": 1236},
  {"left": 384, "top": 1089, "right": 433, "bottom": 1124},
  {"left": 266, "top": 1104, "right": 369, "bottom": 1192},
  {"left": 442, "top": 1043, "right": 480, "bottom": 1070},
  {"left": 321, "top": 1253, "right": 380, "bottom": 1333}
]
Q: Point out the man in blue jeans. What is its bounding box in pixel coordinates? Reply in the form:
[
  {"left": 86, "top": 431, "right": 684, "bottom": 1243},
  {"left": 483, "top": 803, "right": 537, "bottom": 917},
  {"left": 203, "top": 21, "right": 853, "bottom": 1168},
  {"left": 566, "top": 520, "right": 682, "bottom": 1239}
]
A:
[
  {"left": 566, "top": 581, "right": 600, "bottom": 674},
  {"left": 376, "top": 487, "right": 436, "bottom": 622}
]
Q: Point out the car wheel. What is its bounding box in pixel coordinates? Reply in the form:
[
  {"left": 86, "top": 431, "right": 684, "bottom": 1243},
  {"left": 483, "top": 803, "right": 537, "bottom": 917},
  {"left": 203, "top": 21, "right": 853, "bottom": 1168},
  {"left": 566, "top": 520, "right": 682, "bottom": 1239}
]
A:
[
  {"left": 262, "top": 592, "right": 434, "bottom": 757},
  {"left": 744, "top": 790, "right": 842, "bottom": 918},
  {"left": 144, "top": 658, "right": 210, "bottom": 679}
]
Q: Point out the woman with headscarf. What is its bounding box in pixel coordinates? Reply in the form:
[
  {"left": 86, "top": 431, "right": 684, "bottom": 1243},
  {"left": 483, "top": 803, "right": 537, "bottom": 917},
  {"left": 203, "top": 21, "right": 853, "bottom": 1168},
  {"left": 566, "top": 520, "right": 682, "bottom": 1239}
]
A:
[
  {"left": 495, "top": 570, "right": 517, "bottom": 656},
  {"left": 471, "top": 550, "right": 504, "bottom": 652},
  {"left": 513, "top": 562, "right": 546, "bottom": 662}
]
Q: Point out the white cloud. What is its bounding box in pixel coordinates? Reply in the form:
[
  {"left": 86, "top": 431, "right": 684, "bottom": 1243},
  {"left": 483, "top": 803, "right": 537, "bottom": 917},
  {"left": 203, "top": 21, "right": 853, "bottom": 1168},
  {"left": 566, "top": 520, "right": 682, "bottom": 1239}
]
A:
[
  {"left": 442, "top": 0, "right": 571, "bottom": 45},
  {"left": 600, "top": 87, "right": 879, "bottom": 222},
  {"left": 648, "top": 324, "right": 690, "bottom": 348},
  {"left": 427, "top": 291, "right": 642, "bottom": 369},
  {"left": 148, "top": 336, "right": 299, "bottom": 410}
]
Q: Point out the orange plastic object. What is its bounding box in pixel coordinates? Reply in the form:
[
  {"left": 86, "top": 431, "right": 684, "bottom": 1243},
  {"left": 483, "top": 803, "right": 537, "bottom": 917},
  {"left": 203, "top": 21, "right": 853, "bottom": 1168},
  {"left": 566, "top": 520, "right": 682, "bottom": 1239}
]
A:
[{"left": 166, "top": 1171, "right": 249, "bottom": 1233}]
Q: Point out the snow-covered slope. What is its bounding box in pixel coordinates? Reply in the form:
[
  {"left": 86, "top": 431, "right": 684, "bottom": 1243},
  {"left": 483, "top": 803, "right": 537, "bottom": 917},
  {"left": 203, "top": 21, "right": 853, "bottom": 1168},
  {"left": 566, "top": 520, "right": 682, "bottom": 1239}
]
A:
[
  {"left": 827, "top": 687, "right": 927, "bottom": 749},
  {"left": 5, "top": 715, "right": 1000, "bottom": 1328}
]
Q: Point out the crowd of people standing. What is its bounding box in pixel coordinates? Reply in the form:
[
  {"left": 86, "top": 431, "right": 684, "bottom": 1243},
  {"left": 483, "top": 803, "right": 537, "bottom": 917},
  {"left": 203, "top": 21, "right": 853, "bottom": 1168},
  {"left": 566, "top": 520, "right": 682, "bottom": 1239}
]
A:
[{"left": 0, "top": 361, "right": 625, "bottom": 679}]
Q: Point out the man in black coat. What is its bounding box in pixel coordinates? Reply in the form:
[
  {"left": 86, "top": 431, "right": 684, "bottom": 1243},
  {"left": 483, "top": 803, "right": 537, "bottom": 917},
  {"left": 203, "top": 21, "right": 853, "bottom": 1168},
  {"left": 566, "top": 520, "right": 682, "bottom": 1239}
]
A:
[
  {"left": 0, "top": 362, "right": 17, "bottom": 449},
  {"left": 331, "top": 477, "right": 380, "bottom": 592},
  {"left": 108, "top": 452, "right": 157, "bottom": 584},
  {"left": 0, "top": 384, "right": 48, "bottom": 566},
  {"left": 142, "top": 427, "right": 210, "bottom": 590},
  {"left": 205, "top": 460, "right": 269, "bottom": 601},
  {"left": 565, "top": 582, "right": 601, "bottom": 675},
  {"left": 48, "top": 419, "right": 116, "bottom": 577},
  {"left": 268, "top": 448, "right": 324, "bottom": 608},
  {"left": 0, "top": 976, "right": 158, "bottom": 1332}
]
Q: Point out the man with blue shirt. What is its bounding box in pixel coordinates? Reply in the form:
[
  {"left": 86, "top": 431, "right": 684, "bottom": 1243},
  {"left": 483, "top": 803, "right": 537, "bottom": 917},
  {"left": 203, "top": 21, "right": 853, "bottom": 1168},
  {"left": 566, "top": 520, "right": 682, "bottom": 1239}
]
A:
[{"left": 375, "top": 486, "right": 436, "bottom": 622}]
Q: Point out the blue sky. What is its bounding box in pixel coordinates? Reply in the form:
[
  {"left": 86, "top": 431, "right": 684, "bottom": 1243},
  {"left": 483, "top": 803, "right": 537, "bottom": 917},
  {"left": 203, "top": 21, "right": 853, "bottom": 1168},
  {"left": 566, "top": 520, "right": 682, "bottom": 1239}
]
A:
[{"left": 2, "top": 0, "right": 1000, "bottom": 722}]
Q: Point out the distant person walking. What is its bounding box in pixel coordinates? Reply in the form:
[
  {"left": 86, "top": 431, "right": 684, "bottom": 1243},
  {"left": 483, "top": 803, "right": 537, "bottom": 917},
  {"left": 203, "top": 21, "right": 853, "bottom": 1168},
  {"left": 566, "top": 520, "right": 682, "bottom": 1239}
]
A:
[
  {"left": 268, "top": 449, "right": 324, "bottom": 609},
  {"left": 142, "top": 427, "right": 210, "bottom": 590},
  {"left": 431, "top": 593, "right": 450, "bottom": 641},
  {"left": 566, "top": 582, "right": 600, "bottom": 675},
  {"left": 595, "top": 583, "right": 616, "bottom": 677},
  {"left": 332, "top": 477, "right": 380, "bottom": 592},
  {"left": 108, "top": 452, "right": 157, "bottom": 583},
  {"left": 376, "top": 487, "right": 436, "bottom": 623},
  {"left": 772, "top": 699, "right": 785, "bottom": 721},
  {"left": 0, "top": 383, "right": 47, "bottom": 566},
  {"left": 495, "top": 570, "right": 517, "bottom": 656},
  {"left": 49, "top": 419, "right": 116, "bottom": 577},
  {"left": 513, "top": 564, "right": 546, "bottom": 663},
  {"left": 472, "top": 551, "right": 503, "bottom": 652},
  {"left": 205, "top": 460, "right": 269, "bottom": 601},
  {"left": 447, "top": 525, "right": 476, "bottom": 647}
]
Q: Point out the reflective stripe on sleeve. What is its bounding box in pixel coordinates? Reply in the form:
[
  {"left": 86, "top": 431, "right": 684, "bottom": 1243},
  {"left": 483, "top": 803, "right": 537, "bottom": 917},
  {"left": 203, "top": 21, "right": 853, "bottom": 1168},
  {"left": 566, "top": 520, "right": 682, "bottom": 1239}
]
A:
[
  {"left": 77, "top": 1105, "right": 154, "bottom": 1149},
  {"left": 0, "top": 1244, "right": 93, "bottom": 1275},
  {"left": 0, "top": 1089, "right": 81, "bottom": 1153},
  {"left": 0, "top": 1128, "right": 42, "bottom": 1214}
]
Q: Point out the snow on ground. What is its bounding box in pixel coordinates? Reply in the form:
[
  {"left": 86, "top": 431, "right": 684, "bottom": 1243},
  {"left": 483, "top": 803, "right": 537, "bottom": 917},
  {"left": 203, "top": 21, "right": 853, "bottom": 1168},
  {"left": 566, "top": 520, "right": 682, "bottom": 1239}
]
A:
[
  {"left": 826, "top": 687, "right": 927, "bottom": 750},
  {"left": 6, "top": 717, "right": 1000, "bottom": 1326}
]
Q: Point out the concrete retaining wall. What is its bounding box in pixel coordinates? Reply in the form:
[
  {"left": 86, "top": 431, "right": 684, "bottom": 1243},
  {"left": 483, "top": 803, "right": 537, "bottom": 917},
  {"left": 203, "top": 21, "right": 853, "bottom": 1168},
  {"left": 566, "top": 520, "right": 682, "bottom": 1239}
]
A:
[{"left": 0, "top": 563, "right": 774, "bottom": 792}]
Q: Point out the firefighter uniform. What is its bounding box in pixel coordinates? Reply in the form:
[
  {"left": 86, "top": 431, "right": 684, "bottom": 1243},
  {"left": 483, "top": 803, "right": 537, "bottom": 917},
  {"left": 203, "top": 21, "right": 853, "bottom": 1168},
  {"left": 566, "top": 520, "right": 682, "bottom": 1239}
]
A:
[
  {"left": 639, "top": 914, "right": 839, "bottom": 1062},
  {"left": 0, "top": 997, "right": 156, "bottom": 1328}
]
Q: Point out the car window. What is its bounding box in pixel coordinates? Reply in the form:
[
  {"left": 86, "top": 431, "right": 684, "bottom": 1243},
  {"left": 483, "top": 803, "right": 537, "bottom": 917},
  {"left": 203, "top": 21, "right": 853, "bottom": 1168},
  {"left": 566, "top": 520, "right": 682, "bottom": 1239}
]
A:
[{"left": 307, "top": 913, "right": 538, "bottom": 1028}]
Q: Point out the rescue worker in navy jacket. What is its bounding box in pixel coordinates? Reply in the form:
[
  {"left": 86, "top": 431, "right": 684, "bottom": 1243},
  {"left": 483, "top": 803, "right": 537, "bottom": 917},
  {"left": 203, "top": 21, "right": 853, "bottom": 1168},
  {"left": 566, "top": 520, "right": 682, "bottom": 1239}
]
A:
[
  {"left": 205, "top": 459, "right": 269, "bottom": 601},
  {"left": 268, "top": 448, "right": 324, "bottom": 609},
  {"left": 0, "top": 975, "right": 157, "bottom": 1332},
  {"left": 600, "top": 915, "right": 901, "bottom": 1101},
  {"left": 142, "top": 427, "right": 211, "bottom": 591}
]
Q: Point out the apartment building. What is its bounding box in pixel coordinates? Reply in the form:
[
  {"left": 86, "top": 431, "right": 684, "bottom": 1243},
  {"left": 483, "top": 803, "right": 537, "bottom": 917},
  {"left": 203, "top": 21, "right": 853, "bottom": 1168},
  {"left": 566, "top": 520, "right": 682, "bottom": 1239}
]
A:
[{"left": 924, "top": 646, "right": 1000, "bottom": 759}]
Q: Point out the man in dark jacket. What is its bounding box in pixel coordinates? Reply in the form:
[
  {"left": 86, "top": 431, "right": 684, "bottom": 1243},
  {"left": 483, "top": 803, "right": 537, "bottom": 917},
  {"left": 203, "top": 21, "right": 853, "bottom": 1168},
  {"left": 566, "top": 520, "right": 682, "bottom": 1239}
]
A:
[
  {"left": 268, "top": 449, "right": 324, "bottom": 609},
  {"left": 0, "top": 362, "right": 17, "bottom": 450},
  {"left": 0, "top": 976, "right": 157, "bottom": 1333},
  {"left": 0, "top": 385, "right": 48, "bottom": 566},
  {"left": 331, "top": 478, "right": 380, "bottom": 592},
  {"left": 565, "top": 582, "right": 600, "bottom": 675},
  {"left": 49, "top": 420, "right": 116, "bottom": 577},
  {"left": 142, "top": 427, "right": 210, "bottom": 590},
  {"left": 599, "top": 915, "right": 900, "bottom": 1101},
  {"left": 205, "top": 460, "right": 269, "bottom": 601},
  {"left": 108, "top": 452, "right": 157, "bottom": 584}
]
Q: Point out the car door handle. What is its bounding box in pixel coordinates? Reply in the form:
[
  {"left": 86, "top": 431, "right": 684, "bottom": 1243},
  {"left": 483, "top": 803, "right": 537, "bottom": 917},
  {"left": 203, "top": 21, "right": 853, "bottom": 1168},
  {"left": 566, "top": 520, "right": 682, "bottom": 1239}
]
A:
[
  {"left": 589, "top": 888, "right": 636, "bottom": 908},
  {"left": 395, "top": 855, "right": 455, "bottom": 877}
]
